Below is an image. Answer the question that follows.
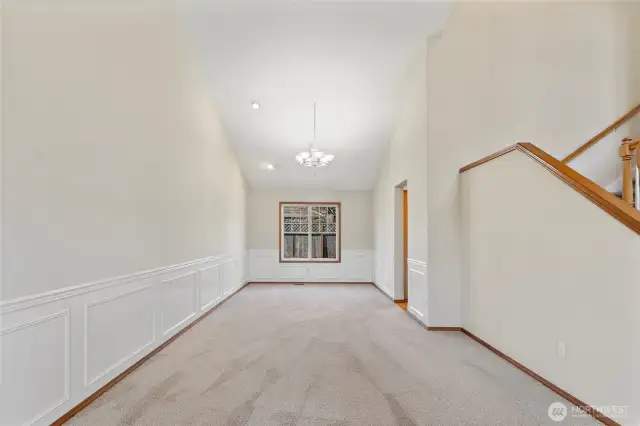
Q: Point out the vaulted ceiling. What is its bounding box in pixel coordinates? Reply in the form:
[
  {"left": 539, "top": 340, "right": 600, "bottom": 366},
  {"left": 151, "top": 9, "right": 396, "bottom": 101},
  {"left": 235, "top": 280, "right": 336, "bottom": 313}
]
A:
[{"left": 182, "top": 1, "right": 451, "bottom": 190}]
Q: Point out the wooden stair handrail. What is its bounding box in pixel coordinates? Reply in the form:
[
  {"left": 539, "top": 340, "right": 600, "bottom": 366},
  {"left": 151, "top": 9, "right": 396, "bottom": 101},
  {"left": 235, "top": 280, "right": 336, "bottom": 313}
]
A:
[
  {"left": 460, "top": 142, "right": 640, "bottom": 236},
  {"left": 562, "top": 104, "right": 640, "bottom": 163}
]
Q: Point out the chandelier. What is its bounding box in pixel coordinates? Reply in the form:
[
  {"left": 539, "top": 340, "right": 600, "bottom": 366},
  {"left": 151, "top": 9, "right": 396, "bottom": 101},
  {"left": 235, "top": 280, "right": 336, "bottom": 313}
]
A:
[{"left": 296, "top": 103, "right": 335, "bottom": 168}]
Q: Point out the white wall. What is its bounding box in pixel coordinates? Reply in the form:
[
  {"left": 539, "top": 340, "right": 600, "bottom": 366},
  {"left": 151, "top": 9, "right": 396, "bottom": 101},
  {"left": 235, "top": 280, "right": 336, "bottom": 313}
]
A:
[
  {"left": 626, "top": 3, "right": 640, "bottom": 138},
  {"left": 419, "top": 0, "right": 640, "bottom": 327},
  {"left": 373, "top": 48, "right": 428, "bottom": 319},
  {"left": 0, "top": 4, "right": 247, "bottom": 425},
  {"left": 461, "top": 150, "right": 639, "bottom": 425},
  {"left": 2, "top": 3, "right": 246, "bottom": 302},
  {"left": 248, "top": 189, "right": 373, "bottom": 283}
]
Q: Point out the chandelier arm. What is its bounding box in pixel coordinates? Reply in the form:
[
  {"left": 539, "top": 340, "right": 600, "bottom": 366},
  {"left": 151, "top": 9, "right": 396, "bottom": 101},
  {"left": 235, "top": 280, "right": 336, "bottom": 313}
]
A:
[
  {"left": 295, "top": 101, "right": 333, "bottom": 167},
  {"left": 312, "top": 102, "right": 316, "bottom": 151}
]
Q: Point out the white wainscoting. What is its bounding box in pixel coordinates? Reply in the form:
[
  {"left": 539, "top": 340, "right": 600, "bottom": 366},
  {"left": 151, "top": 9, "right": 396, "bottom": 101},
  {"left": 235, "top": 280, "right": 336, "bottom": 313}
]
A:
[
  {"left": 407, "top": 258, "right": 428, "bottom": 326},
  {"left": 0, "top": 253, "right": 245, "bottom": 426},
  {"left": 249, "top": 249, "right": 373, "bottom": 283}
]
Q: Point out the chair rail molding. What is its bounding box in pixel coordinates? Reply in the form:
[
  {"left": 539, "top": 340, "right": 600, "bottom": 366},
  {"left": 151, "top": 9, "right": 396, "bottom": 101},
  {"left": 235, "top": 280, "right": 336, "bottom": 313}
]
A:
[
  {"left": 0, "top": 254, "right": 231, "bottom": 315},
  {"left": 0, "top": 253, "right": 246, "bottom": 426}
]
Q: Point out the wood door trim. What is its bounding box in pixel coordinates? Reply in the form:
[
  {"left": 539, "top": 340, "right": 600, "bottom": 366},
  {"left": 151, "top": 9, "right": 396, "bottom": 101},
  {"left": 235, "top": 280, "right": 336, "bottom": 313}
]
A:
[{"left": 403, "top": 189, "right": 408, "bottom": 302}]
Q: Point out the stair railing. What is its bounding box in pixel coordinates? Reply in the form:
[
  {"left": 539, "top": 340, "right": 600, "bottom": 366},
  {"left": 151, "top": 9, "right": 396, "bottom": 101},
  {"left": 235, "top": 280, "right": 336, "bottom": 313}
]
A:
[
  {"left": 563, "top": 104, "right": 640, "bottom": 163},
  {"left": 636, "top": 154, "right": 639, "bottom": 211},
  {"left": 619, "top": 138, "right": 640, "bottom": 207}
]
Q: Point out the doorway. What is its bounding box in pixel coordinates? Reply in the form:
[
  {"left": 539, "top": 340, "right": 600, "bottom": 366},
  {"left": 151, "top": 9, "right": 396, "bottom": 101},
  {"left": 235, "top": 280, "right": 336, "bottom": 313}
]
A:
[
  {"left": 393, "top": 181, "right": 408, "bottom": 310},
  {"left": 402, "top": 189, "right": 408, "bottom": 302}
]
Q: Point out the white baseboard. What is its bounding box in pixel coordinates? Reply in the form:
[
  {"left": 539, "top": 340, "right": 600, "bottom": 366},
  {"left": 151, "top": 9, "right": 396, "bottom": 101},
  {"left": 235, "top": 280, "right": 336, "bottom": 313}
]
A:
[{"left": 0, "top": 254, "right": 245, "bottom": 426}]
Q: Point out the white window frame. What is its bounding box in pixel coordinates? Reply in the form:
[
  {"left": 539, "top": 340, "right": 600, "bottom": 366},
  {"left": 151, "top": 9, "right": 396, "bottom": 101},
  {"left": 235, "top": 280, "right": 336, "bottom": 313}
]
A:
[{"left": 279, "top": 202, "right": 341, "bottom": 263}]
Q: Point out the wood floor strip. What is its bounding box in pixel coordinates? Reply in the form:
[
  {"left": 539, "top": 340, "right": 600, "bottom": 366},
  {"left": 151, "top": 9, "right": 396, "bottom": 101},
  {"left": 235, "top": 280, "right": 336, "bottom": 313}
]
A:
[{"left": 51, "top": 281, "right": 251, "bottom": 426}]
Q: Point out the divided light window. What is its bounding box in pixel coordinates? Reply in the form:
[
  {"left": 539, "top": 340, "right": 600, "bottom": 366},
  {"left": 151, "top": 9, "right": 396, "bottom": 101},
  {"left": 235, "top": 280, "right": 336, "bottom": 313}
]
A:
[{"left": 280, "top": 202, "right": 341, "bottom": 263}]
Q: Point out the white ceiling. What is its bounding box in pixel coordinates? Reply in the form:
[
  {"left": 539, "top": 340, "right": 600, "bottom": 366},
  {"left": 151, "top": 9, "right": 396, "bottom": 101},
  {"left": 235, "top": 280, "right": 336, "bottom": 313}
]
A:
[{"left": 182, "top": 1, "right": 451, "bottom": 190}]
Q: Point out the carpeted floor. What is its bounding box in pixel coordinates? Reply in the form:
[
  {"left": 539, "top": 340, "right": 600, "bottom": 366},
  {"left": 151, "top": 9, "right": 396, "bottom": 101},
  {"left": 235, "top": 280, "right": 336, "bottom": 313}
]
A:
[{"left": 68, "top": 284, "right": 597, "bottom": 425}]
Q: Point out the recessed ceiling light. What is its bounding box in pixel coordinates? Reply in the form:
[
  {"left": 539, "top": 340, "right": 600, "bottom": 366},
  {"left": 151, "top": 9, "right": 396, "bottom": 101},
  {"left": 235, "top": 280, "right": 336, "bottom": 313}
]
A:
[
  {"left": 259, "top": 162, "right": 275, "bottom": 171},
  {"left": 251, "top": 101, "right": 260, "bottom": 109}
]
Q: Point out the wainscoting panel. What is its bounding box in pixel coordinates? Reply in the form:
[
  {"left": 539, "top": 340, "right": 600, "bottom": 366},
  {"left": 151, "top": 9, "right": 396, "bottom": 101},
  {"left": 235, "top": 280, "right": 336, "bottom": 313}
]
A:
[
  {"left": 407, "top": 259, "right": 428, "bottom": 325},
  {"left": 84, "top": 285, "right": 155, "bottom": 386},
  {"left": 0, "top": 310, "right": 69, "bottom": 426},
  {"left": 249, "top": 250, "right": 276, "bottom": 281},
  {"left": 344, "top": 251, "right": 373, "bottom": 281},
  {"left": 280, "top": 264, "right": 308, "bottom": 281},
  {"left": 160, "top": 272, "right": 197, "bottom": 336},
  {"left": 221, "top": 260, "right": 236, "bottom": 296},
  {"left": 248, "top": 249, "right": 373, "bottom": 283},
  {"left": 199, "top": 265, "right": 222, "bottom": 311},
  {"left": 312, "top": 263, "right": 342, "bottom": 281},
  {"left": 0, "top": 253, "right": 245, "bottom": 426}
]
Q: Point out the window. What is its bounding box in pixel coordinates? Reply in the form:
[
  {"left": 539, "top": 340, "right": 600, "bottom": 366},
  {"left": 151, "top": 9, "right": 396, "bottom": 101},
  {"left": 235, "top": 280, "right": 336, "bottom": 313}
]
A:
[{"left": 280, "top": 202, "right": 341, "bottom": 262}]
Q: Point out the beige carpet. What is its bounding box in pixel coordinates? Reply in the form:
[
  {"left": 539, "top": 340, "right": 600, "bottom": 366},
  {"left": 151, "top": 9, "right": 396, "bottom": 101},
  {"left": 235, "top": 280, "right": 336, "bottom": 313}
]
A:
[{"left": 68, "top": 283, "right": 598, "bottom": 425}]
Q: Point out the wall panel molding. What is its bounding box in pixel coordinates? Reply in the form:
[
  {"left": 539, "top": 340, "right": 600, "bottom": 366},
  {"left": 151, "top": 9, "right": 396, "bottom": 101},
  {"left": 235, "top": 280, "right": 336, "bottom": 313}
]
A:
[
  {"left": 0, "top": 253, "right": 245, "bottom": 426},
  {"left": 0, "top": 255, "right": 231, "bottom": 315},
  {"left": 160, "top": 271, "right": 198, "bottom": 337},
  {"left": 407, "top": 259, "right": 428, "bottom": 326},
  {"left": 0, "top": 310, "right": 70, "bottom": 426},
  {"left": 407, "top": 258, "right": 427, "bottom": 267},
  {"left": 221, "top": 260, "right": 236, "bottom": 296},
  {"left": 249, "top": 249, "right": 373, "bottom": 283},
  {"left": 198, "top": 265, "right": 222, "bottom": 312},
  {"left": 83, "top": 285, "right": 154, "bottom": 387}
]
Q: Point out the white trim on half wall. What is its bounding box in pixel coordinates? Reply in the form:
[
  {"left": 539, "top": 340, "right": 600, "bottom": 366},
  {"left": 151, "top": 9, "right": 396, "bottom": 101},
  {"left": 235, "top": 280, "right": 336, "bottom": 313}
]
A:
[{"left": 0, "top": 253, "right": 246, "bottom": 426}]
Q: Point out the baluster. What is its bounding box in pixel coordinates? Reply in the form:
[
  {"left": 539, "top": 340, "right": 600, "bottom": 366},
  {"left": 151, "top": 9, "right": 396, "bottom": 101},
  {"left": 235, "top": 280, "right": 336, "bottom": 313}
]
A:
[
  {"left": 636, "top": 142, "right": 640, "bottom": 210},
  {"left": 620, "top": 138, "right": 635, "bottom": 206}
]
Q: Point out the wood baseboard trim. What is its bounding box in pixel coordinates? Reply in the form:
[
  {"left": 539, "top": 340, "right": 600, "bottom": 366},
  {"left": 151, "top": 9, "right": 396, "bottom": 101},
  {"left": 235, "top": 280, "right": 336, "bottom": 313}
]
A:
[
  {"left": 248, "top": 281, "right": 373, "bottom": 285},
  {"left": 461, "top": 329, "right": 619, "bottom": 426},
  {"left": 426, "top": 326, "right": 462, "bottom": 331},
  {"left": 51, "top": 281, "right": 250, "bottom": 426},
  {"left": 371, "top": 285, "right": 615, "bottom": 425},
  {"left": 404, "top": 309, "right": 461, "bottom": 331}
]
